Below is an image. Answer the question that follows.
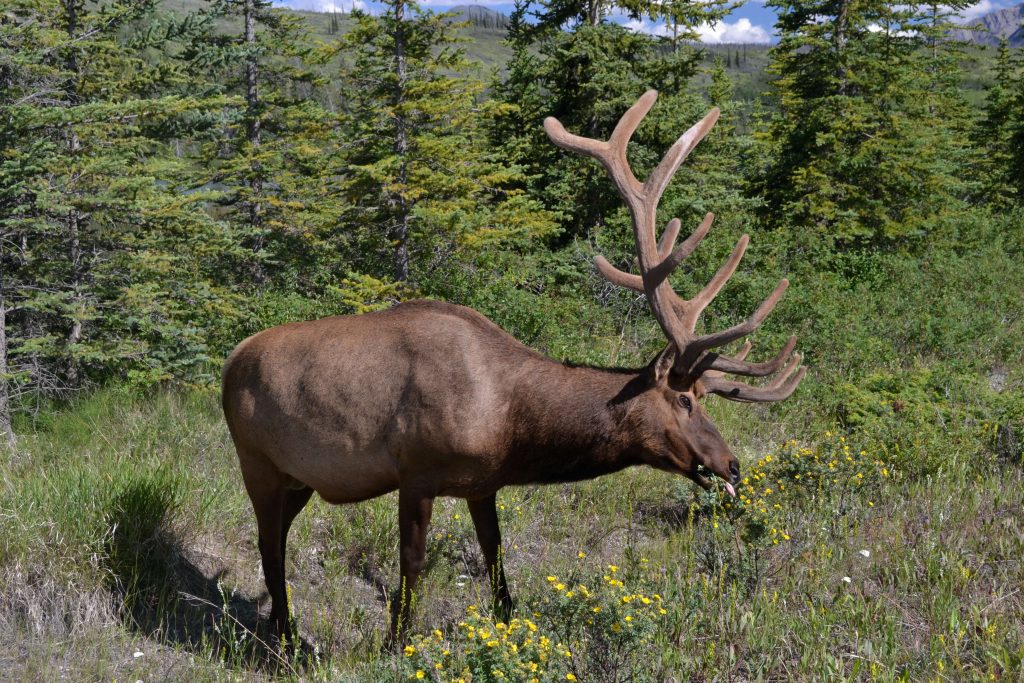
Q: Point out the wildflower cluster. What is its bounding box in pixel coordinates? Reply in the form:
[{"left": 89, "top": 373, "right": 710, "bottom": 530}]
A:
[
  {"left": 402, "top": 605, "right": 569, "bottom": 682},
  {"left": 403, "top": 564, "right": 673, "bottom": 681},
  {"left": 763, "top": 432, "right": 892, "bottom": 499},
  {"left": 719, "top": 448, "right": 791, "bottom": 546},
  {"left": 700, "top": 431, "right": 892, "bottom": 548},
  {"left": 540, "top": 565, "right": 667, "bottom": 643}
]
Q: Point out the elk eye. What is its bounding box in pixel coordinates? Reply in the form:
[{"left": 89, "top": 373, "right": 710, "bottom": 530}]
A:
[{"left": 678, "top": 394, "right": 692, "bottom": 412}]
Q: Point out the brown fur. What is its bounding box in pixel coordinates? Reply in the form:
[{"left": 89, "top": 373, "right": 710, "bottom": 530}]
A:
[{"left": 221, "top": 299, "right": 739, "bottom": 647}]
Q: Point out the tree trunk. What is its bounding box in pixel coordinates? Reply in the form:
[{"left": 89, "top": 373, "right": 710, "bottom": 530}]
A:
[
  {"left": 244, "top": 0, "right": 266, "bottom": 284},
  {"left": 835, "top": 0, "right": 850, "bottom": 96},
  {"left": 66, "top": 184, "right": 84, "bottom": 385},
  {"left": 390, "top": 0, "right": 411, "bottom": 283},
  {"left": 587, "top": 0, "right": 601, "bottom": 26},
  {"left": 63, "top": 0, "right": 84, "bottom": 386},
  {"left": 0, "top": 292, "right": 15, "bottom": 451}
]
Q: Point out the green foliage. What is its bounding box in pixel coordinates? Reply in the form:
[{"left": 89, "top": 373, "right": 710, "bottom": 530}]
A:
[
  {"left": 0, "top": 0, "right": 244, "bottom": 398},
  {"left": 338, "top": 0, "right": 556, "bottom": 288},
  {"left": 975, "top": 40, "right": 1024, "bottom": 206},
  {"left": 754, "top": 0, "right": 976, "bottom": 245}
]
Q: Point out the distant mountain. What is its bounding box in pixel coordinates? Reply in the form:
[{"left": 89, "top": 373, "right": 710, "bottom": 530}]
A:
[
  {"left": 950, "top": 2, "right": 1024, "bottom": 47},
  {"left": 446, "top": 4, "right": 510, "bottom": 31}
]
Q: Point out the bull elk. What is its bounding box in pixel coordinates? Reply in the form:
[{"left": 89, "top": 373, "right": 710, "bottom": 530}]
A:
[{"left": 221, "top": 90, "right": 806, "bottom": 648}]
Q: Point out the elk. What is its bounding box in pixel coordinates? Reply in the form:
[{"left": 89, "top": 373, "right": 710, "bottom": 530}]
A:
[{"left": 221, "top": 90, "right": 806, "bottom": 649}]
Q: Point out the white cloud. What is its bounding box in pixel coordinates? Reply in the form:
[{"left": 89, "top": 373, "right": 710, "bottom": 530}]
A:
[
  {"left": 274, "top": 0, "right": 366, "bottom": 12},
  {"left": 866, "top": 22, "right": 918, "bottom": 36},
  {"left": 623, "top": 18, "right": 671, "bottom": 37},
  {"left": 954, "top": 0, "right": 1005, "bottom": 22},
  {"left": 695, "top": 18, "right": 771, "bottom": 44},
  {"left": 624, "top": 16, "right": 770, "bottom": 43},
  {"left": 414, "top": 0, "right": 514, "bottom": 5}
]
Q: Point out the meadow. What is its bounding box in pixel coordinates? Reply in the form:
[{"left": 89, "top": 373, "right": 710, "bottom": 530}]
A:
[
  {"left": 3, "top": 214, "right": 1023, "bottom": 680},
  {"left": 1, "top": 382, "right": 1021, "bottom": 681}
]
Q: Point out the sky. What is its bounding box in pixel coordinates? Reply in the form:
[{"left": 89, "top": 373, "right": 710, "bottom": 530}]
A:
[{"left": 272, "top": 0, "right": 1016, "bottom": 45}]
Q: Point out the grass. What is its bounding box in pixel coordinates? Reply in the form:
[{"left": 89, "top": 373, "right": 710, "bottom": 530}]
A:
[{"left": 0, "top": 380, "right": 1020, "bottom": 681}]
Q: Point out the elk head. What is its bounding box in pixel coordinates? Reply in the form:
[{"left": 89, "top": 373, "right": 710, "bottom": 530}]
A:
[{"left": 544, "top": 91, "right": 806, "bottom": 496}]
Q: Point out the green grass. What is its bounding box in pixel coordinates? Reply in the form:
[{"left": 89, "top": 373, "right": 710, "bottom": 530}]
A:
[{"left": 1, "top": 382, "right": 1020, "bottom": 681}]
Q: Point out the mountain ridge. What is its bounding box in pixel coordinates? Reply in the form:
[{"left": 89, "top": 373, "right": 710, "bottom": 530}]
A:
[{"left": 950, "top": 2, "right": 1024, "bottom": 47}]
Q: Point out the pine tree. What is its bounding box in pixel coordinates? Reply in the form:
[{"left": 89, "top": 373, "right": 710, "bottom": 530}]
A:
[
  {"left": 0, "top": 0, "right": 243, "bottom": 421},
  {"left": 337, "top": 0, "right": 556, "bottom": 293},
  {"left": 185, "top": 0, "right": 339, "bottom": 290},
  {"left": 754, "top": 0, "right": 974, "bottom": 247},
  {"left": 976, "top": 40, "right": 1024, "bottom": 207},
  {"left": 491, "top": 15, "right": 749, "bottom": 249}
]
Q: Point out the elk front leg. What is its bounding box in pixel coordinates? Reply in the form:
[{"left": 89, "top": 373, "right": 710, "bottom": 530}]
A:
[
  {"left": 386, "top": 487, "right": 434, "bottom": 649},
  {"left": 467, "top": 494, "right": 514, "bottom": 623}
]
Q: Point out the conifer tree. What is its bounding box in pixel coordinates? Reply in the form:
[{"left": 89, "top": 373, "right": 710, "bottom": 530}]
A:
[
  {"left": 338, "top": 0, "right": 556, "bottom": 292},
  {"left": 976, "top": 40, "right": 1024, "bottom": 207},
  {"left": 0, "top": 0, "right": 241, "bottom": 417},
  {"left": 186, "top": 0, "right": 338, "bottom": 289},
  {"left": 492, "top": 16, "right": 748, "bottom": 248},
  {"left": 755, "top": 0, "right": 973, "bottom": 246}
]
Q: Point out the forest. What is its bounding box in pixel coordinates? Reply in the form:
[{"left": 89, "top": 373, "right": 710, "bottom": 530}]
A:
[{"left": 1, "top": 0, "right": 1023, "bottom": 679}]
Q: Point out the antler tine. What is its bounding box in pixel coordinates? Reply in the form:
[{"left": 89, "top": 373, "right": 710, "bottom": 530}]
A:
[
  {"left": 657, "top": 218, "right": 682, "bottom": 259},
  {"left": 595, "top": 211, "right": 714, "bottom": 296},
  {"left": 648, "top": 212, "right": 715, "bottom": 291},
  {"left": 697, "top": 335, "right": 797, "bottom": 378},
  {"left": 543, "top": 90, "right": 658, "bottom": 199},
  {"left": 681, "top": 234, "right": 749, "bottom": 331},
  {"left": 684, "top": 278, "right": 789, "bottom": 362},
  {"left": 646, "top": 108, "right": 720, "bottom": 206},
  {"left": 595, "top": 254, "right": 645, "bottom": 292},
  {"left": 704, "top": 353, "right": 806, "bottom": 403}
]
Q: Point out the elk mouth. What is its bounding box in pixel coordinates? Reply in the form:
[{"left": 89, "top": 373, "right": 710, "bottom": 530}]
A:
[{"left": 692, "top": 466, "right": 736, "bottom": 497}]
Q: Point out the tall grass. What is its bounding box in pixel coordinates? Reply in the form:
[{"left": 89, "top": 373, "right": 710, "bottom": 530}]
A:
[{"left": 0, "top": 384, "right": 1020, "bottom": 681}]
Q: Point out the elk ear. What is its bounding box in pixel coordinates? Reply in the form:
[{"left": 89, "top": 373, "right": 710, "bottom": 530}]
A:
[{"left": 648, "top": 344, "right": 678, "bottom": 385}]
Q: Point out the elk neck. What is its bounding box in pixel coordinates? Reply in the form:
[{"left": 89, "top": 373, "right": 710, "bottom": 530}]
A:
[{"left": 502, "top": 358, "right": 652, "bottom": 485}]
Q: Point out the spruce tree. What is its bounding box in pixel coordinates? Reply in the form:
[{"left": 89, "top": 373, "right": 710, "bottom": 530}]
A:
[
  {"left": 755, "top": 0, "right": 973, "bottom": 247},
  {"left": 0, "top": 0, "right": 242, "bottom": 414},
  {"left": 976, "top": 40, "right": 1024, "bottom": 207},
  {"left": 337, "top": 0, "right": 556, "bottom": 294},
  {"left": 185, "top": 0, "right": 338, "bottom": 290}
]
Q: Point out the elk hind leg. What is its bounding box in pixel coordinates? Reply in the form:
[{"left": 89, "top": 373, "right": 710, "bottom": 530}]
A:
[
  {"left": 238, "top": 446, "right": 307, "bottom": 645},
  {"left": 467, "top": 494, "right": 514, "bottom": 622}
]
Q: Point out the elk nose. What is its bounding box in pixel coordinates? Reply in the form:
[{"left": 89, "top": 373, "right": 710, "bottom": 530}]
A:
[{"left": 729, "top": 460, "right": 740, "bottom": 485}]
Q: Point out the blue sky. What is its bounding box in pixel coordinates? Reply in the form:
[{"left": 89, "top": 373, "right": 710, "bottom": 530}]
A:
[{"left": 273, "top": 0, "right": 1013, "bottom": 44}]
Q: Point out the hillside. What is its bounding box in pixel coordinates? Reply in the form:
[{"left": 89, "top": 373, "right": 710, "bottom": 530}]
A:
[
  {"left": 951, "top": 2, "right": 1024, "bottom": 46},
  {"left": 159, "top": 0, "right": 514, "bottom": 70}
]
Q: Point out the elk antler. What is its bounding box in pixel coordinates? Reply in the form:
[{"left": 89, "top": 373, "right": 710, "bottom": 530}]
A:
[{"left": 543, "top": 90, "right": 804, "bottom": 402}]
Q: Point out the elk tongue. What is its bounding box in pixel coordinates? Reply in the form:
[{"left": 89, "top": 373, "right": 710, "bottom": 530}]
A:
[{"left": 724, "top": 482, "right": 736, "bottom": 498}]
